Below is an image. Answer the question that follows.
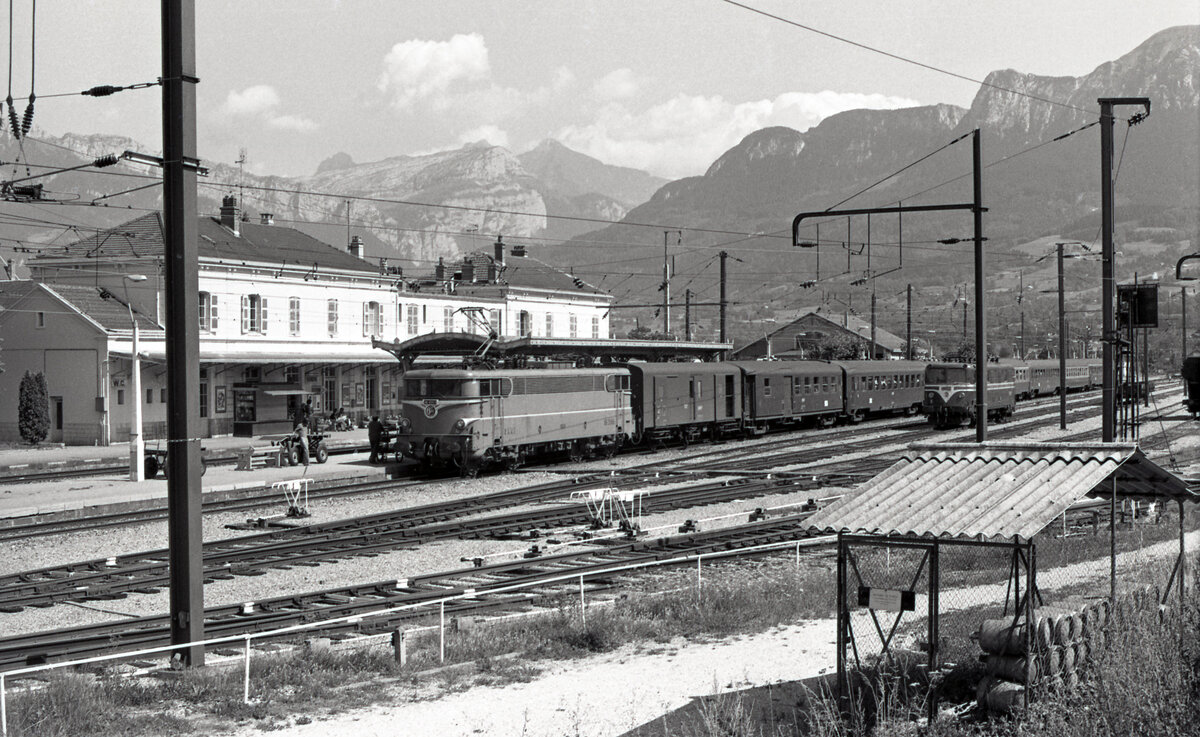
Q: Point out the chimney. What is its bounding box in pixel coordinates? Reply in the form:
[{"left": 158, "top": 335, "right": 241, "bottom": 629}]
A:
[
  {"left": 462, "top": 260, "right": 474, "bottom": 283},
  {"left": 493, "top": 235, "right": 505, "bottom": 268},
  {"left": 348, "top": 235, "right": 364, "bottom": 259},
  {"left": 435, "top": 257, "right": 445, "bottom": 281},
  {"left": 260, "top": 213, "right": 274, "bottom": 225},
  {"left": 220, "top": 195, "right": 240, "bottom": 236}
]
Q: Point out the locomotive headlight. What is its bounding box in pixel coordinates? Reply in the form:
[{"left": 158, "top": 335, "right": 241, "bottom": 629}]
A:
[
  {"left": 397, "top": 416, "right": 411, "bottom": 431},
  {"left": 452, "top": 418, "right": 466, "bottom": 433}
]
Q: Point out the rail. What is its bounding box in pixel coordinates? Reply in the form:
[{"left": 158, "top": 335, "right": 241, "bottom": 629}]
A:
[{"left": 0, "top": 533, "right": 832, "bottom": 735}]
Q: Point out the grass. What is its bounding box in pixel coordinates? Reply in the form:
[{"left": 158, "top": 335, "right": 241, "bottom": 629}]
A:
[{"left": 1, "top": 557, "right": 836, "bottom": 737}]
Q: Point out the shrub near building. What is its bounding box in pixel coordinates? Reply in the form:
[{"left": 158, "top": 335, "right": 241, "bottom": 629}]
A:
[{"left": 18, "top": 370, "right": 49, "bottom": 444}]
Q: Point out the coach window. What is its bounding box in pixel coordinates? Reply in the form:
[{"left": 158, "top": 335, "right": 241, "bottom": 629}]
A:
[{"left": 763, "top": 377, "right": 772, "bottom": 397}]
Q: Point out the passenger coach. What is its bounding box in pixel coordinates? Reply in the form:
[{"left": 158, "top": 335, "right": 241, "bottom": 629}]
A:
[
  {"left": 731, "top": 361, "right": 843, "bottom": 433},
  {"left": 835, "top": 360, "right": 925, "bottom": 422}
]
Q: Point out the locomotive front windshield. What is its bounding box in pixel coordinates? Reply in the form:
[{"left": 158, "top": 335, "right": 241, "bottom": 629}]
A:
[
  {"left": 404, "top": 378, "right": 465, "bottom": 398},
  {"left": 927, "top": 366, "right": 972, "bottom": 383}
]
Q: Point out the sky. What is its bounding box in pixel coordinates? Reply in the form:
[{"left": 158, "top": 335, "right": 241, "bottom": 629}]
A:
[{"left": 20, "top": 1, "right": 1200, "bottom": 180}]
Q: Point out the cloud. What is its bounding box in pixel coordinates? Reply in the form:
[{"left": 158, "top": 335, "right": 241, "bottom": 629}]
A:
[
  {"left": 268, "top": 114, "right": 318, "bottom": 132},
  {"left": 593, "top": 68, "right": 639, "bottom": 101},
  {"left": 457, "top": 124, "right": 509, "bottom": 148},
  {"left": 220, "top": 84, "right": 317, "bottom": 133},
  {"left": 378, "top": 33, "right": 491, "bottom": 109},
  {"left": 223, "top": 85, "right": 280, "bottom": 116},
  {"left": 556, "top": 90, "right": 919, "bottom": 178}
]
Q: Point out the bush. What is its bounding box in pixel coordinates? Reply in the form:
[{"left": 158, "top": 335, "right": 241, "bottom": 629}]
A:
[{"left": 18, "top": 370, "right": 49, "bottom": 444}]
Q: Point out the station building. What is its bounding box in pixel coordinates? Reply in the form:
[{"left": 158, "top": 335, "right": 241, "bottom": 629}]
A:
[
  {"left": 0, "top": 197, "right": 612, "bottom": 445},
  {"left": 733, "top": 309, "right": 907, "bottom": 360}
]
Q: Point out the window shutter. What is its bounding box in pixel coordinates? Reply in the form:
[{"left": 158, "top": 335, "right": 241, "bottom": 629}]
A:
[
  {"left": 363, "top": 303, "right": 370, "bottom": 337},
  {"left": 260, "top": 298, "right": 269, "bottom": 333},
  {"left": 240, "top": 296, "right": 249, "bottom": 333},
  {"left": 211, "top": 295, "right": 219, "bottom": 330}
]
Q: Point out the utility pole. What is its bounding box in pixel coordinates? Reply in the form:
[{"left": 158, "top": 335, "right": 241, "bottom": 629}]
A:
[
  {"left": 1058, "top": 242, "right": 1067, "bottom": 430},
  {"left": 662, "top": 231, "right": 677, "bottom": 336},
  {"left": 973, "top": 128, "right": 987, "bottom": 442},
  {"left": 718, "top": 250, "right": 727, "bottom": 343},
  {"left": 1020, "top": 312, "right": 1026, "bottom": 360},
  {"left": 963, "top": 301, "right": 968, "bottom": 342},
  {"left": 684, "top": 289, "right": 692, "bottom": 341},
  {"left": 162, "top": 0, "right": 204, "bottom": 665},
  {"left": 906, "top": 284, "right": 912, "bottom": 360},
  {"left": 1183, "top": 286, "right": 1189, "bottom": 359},
  {"left": 870, "top": 291, "right": 877, "bottom": 360},
  {"left": 1100, "top": 97, "right": 1151, "bottom": 443}
]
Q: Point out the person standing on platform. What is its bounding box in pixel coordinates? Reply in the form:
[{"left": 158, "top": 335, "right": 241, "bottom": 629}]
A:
[
  {"left": 294, "top": 421, "right": 310, "bottom": 467},
  {"left": 299, "top": 398, "right": 313, "bottom": 430},
  {"left": 368, "top": 415, "right": 384, "bottom": 464}
]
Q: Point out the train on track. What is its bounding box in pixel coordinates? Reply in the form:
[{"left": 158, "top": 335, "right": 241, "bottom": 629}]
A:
[
  {"left": 394, "top": 360, "right": 927, "bottom": 473},
  {"left": 393, "top": 357, "right": 1111, "bottom": 472},
  {"left": 922, "top": 359, "right": 1102, "bottom": 429},
  {"left": 1184, "top": 355, "right": 1200, "bottom": 417}
]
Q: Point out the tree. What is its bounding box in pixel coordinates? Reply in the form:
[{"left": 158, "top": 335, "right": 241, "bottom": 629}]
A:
[
  {"left": 810, "top": 334, "right": 862, "bottom": 360},
  {"left": 18, "top": 370, "right": 49, "bottom": 444},
  {"left": 627, "top": 326, "right": 673, "bottom": 341}
]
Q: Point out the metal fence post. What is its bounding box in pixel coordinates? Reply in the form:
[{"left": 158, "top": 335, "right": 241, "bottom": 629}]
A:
[
  {"left": 795, "top": 540, "right": 801, "bottom": 569},
  {"left": 579, "top": 574, "right": 586, "bottom": 624},
  {"left": 2, "top": 672, "right": 7, "bottom": 737},
  {"left": 242, "top": 636, "right": 252, "bottom": 704},
  {"left": 440, "top": 601, "right": 446, "bottom": 663},
  {"left": 696, "top": 555, "right": 703, "bottom": 599}
]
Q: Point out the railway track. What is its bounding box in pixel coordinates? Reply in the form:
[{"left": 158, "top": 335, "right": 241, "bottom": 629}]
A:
[
  {"left": 0, "top": 513, "right": 823, "bottom": 670},
  {"left": 0, "top": 470, "right": 848, "bottom": 612}
]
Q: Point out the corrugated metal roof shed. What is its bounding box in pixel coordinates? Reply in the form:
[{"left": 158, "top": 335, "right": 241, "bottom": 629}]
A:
[{"left": 806, "top": 443, "right": 1195, "bottom": 542}]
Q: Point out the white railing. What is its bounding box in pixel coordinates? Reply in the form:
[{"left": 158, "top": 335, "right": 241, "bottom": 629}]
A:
[{"left": 0, "top": 534, "right": 833, "bottom": 736}]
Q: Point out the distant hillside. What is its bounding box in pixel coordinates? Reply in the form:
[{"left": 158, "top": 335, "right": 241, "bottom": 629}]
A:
[
  {"left": 546, "top": 25, "right": 1199, "bottom": 344},
  {"left": 0, "top": 135, "right": 666, "bottom": 269}
]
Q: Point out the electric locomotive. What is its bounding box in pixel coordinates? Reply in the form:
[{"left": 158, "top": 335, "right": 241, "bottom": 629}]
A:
[
  {"left": 922, "top": 362, "right": 1015, "bottom": 428},
  {"left": 394, "top": 366, "right": 633, "bottom": 473}
]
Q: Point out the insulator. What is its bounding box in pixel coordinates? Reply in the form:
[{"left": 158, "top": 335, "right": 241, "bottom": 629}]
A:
[
  {"left": 6, "top": 96, "right": 19, "bottom": 139},
  {"left": 21, "top": 96, "right": 35, "bottom": 136},
  {"left": 93, "top": 154, "right": 118, "bottom": 168},
  {"left": 83, "top": 85, "right": 120, "bottom": 97}
]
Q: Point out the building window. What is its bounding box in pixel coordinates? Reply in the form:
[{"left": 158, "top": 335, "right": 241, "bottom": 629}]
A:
[
  {"left": 199, "top": 292, "right": 219, "bottom": 332},
  {"left": 592, "top": 316, "right": 600, "bottom": 339},
  {"left": 443, "top": 307, "right": 454, "bottom": 332},
  {"left": 289, "top": 297, "right": 301, "bottom": 335},
  {"left": 327, "top": 299, "right": 338, "bottom": 336},
  {"left": 199, "top": 381, "right": 209, "bottom": 418},
  {"left": 244, "top": 366, "right": 261, "bottom": 383},
  {"left": 365, "top": 368, "right": 377, "bottom": 411},
  {"left": 363, "top": 301, "right": 383, "bottom": 337},
  {"left": 323, "top": 367, "right": 337, "bottom": 412},
  {"left": 407, "top": 305, "right": 419, "bottom": 335},
  {"left": 160, "top": 388, "right": 167, "bottom": 403},
  {"left": 36, "top": 311, "right": 45, "bottom": 328},
  {"left": 285, "top": 366, "right": 300, "bottom": 384},
  {"left": 519, "top": 310, "right": 531, "bottom": 337},
  {"left": 146, "top": 388, "right": 154, "bottom": 404},
  {"left": 545, "top": 313, "right": 553, "bottom": 337},
  {"left": 240, "top": 294, "right": 267, "bottom": 334},
  {"left": 116, "top": 389, "right": 125, "bottom": 405},
  {"left": 489, "top": 309, "right": 501, "bottom": 336},
  {"left": 569, "top": 314, "right": 578, "bottom": 338}
]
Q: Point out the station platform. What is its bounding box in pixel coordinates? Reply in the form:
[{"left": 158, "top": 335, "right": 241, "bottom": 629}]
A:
[{"left": 0, "top": 429, "right": 407, "bottom": 520}]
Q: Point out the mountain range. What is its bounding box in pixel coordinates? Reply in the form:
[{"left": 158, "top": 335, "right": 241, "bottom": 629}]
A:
[
  {"left": 2, "top": 25, "right": 1196, "bottom": 352},
  {"left": 545, "top": 25, "right": 1198, "bottom": 344}
]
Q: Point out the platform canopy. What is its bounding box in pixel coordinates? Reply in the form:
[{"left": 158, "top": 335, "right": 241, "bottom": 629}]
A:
[
  {"left": 372, "top": 333, "right": 732, "bottom": 366},
  {"left": 806, "top": 443, "right": 1196, "bottom": 543}
]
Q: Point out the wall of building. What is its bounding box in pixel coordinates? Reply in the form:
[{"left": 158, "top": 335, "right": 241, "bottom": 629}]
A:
[{"left": 0, "top": 291, "right": 109, "bottom": 445}]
